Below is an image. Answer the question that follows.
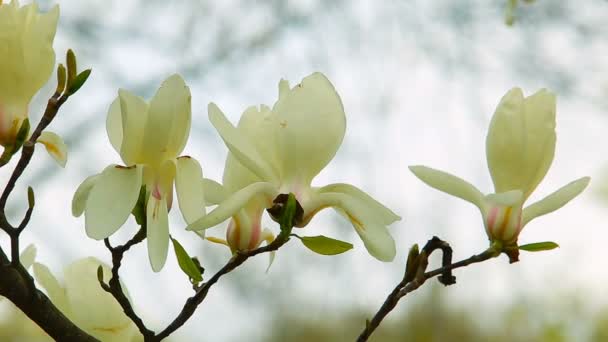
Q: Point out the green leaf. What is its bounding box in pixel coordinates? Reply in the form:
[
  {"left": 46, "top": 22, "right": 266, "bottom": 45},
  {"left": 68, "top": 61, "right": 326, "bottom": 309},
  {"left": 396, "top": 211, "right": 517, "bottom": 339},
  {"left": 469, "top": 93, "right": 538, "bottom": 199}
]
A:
[
  {"left": 131, "top": 186, "right": 147, "bottom": 225},
  {"left": 519, "top": 241, "right": 559, "bottom": 252},
  {"left": 67, "top": 69, "right": 91, "bottom": 95},
  {"left": 171, "top": 238, "right": 203, "bottom": 284},
  {"left": 297, "top": 235, "right": 353, "bottom": 255}
]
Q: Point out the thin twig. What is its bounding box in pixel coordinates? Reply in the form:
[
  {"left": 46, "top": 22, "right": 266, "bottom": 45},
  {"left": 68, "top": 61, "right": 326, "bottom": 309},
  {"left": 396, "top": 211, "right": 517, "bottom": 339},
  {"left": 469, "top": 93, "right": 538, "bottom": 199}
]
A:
[
  {"left": 99, "top": 227, "right": 154, "bottom": 339},
  {"left": 356, "top": 237, "right": 498, "bottom": 342},
  {"left": 154, "top": 233, "right": 291, "bottom": 341}
]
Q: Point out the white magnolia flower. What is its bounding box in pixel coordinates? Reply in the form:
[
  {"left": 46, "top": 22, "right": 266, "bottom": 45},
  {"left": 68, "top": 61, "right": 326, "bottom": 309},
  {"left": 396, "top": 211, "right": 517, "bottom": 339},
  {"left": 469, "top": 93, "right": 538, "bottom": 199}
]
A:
[
  {"left": 0, "top": 0, "right": 67, "bottom": 166},
  {"left": 32, "top": 257, "right": 138, "bottom": 342},
  {"left": 410, "top": 88, "right": 589, "bottom": 248},
  {"left": 72, "top": 74, "right": 205, "bottom": 271},
  {"left": 189, "top": 72, "right": 400, "bottom": 262}
]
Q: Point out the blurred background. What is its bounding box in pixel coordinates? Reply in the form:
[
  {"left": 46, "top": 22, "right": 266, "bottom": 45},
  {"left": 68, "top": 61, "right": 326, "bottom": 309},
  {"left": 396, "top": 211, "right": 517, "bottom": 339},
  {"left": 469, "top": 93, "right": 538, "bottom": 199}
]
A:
[{"left": 1, "top": 0, "right": 608, "bottom": 341}]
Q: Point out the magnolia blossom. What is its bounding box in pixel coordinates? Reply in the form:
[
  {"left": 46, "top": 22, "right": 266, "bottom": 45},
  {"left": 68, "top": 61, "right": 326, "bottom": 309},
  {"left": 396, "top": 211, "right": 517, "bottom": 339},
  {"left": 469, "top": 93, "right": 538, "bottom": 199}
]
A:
[
  {"left": 72, "top": 74, "right": 205, "bottom": 271},
  {"left": 410, "top": 88, "right": 589, "bottom": 246},
  {"left": 32, "top": 257, "right": 138, "bottom": 341},
  {"left": 202, "top": 155, "right": 276, "bottom": 269},
  {"left": 0, "top": 1, "right": 67, "bottom": 166},
  {"left": 188, "top": 72, "right": 400, "bottom": 262}
]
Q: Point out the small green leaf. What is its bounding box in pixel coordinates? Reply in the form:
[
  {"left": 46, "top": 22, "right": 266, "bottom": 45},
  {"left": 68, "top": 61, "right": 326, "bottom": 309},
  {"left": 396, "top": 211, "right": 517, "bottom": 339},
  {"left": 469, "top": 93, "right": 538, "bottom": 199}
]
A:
[
  {"left": 27, "top": 186, "right": 35, "bottom": 208},
  {"left": 171, "top": 238, "right": 203, "bottom": 284},
  {"left": 519, "top": 241, "right": 559, "bottom": 252},
  {"left": 56, "top": 64, "right": 67, "bottom": 95},
  {"left": 404, "top": 243, "right": 420, "bottom": 282},
  {"left": 66, "top": 49, "right": 77, "bottom": 83},
  {"left": 131, "top": 186, "right": 147, "bottom": 225},
  {"left": 96, "top": 265, "right": 104, "bottom": 284},
  {"left": 67, "top": 69, "right": 91, "bottom": 95},
  {"left": 298, "top": 235, "right": 353, "bottom": 255}
]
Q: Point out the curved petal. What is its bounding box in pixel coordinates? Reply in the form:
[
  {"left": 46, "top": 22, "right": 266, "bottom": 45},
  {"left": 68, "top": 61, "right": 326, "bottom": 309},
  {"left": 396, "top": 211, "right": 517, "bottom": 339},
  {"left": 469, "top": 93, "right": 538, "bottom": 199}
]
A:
[
  {"left": 105, "top": 97, "right": 122, "bottom": 155},
  {"left": 19, "top": 244, "right": 37, "bottom": 269},
  {"left": 187, "top": 182, "right": 278, "bottom": 231},
  {"left": 118, "top": 90, "right": 148, "bottom": 165},
  {"left": 176, "top": 156, "right": 205, "bottom": 224},
  {"left": 522, "top": 177, "right": 590, "bottom": 227},
  {"left": 37, "top": 131, "right": 67, "bottom": 167},
  {"left": 72, "top": 174, "right": 100, "bottom": 217},
  {"left": 486, "top": 88, "right": 556, "bottom": 198},
  {"left": 317, "top": 183, "right": 400, "bottom": 225},
  {"left": 208, "top": 103, "right": 276, "bottom": 182},
  {"left": 84, "top": 165, "right": 142, "bottom": 240},
  {"left": 147, "top": 194, "right": 170, "bottom": 272},
  {"left": 309, "top": 191, "right": 397, "bottom": 262},
  {"left": 64, "top": 258, "right": 134, "bottom": 340},
  {"left": 235, "top": 105, "right": 281, "bottom": 177},
  {"left": 33, "top": 262, "right": 69, "bottom": 314},
  {"left": 272, "top": 72, "right": 346, "bottom": 184},
  {"left": 202, "top": 178, "right": 228, "bottom": 205},
  {"left": 0, "top": 3, "right": 59, "bottom": 103},
  {"left": 409, "top": 165, "right": 484, "bottom": 208},
  {"left": 143, "top": 74, "right": 191, "bottom": 162}
]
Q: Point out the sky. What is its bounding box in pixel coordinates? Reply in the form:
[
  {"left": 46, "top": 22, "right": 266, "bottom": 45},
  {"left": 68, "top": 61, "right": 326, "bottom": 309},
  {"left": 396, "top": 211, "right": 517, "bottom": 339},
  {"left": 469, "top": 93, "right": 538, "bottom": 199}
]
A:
[{"left": 1, "top": 0, "right": 608, "bottom": 340}]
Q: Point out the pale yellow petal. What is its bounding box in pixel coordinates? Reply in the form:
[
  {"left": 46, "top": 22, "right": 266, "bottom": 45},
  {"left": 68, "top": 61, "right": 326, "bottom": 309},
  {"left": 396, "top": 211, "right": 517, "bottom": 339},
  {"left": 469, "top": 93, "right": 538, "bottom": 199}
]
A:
[
  {"left": 19, "top": 244, "right": 36, "bottom": 269},
  {"left": 33, "top": 262, "right": 69, "bottom": 314},
  {"left": 64, "top": 257, "right": 134, "bottom": 341},
  {"left": 176, "top": 156, "right": 205, "bottom": 224},
  {"left": 84, "top": 165, "right": 142, "bottom": 240},
  {"left": 37, "top": 131, "right": 67, "bottom": 167},
  {"left": 147, "top": 193, "right": 170, "bottom": 272},
  {"left": 202, "top": 178, "right": 228, "bottom": 205},
  {"left": 317, "top": 183, "right": 400, "bottom": 225},
  {"left": 486, "top": 88, "right": 556, "bottom": 198},
  {"left": 522, "top": 177, "right": 590, "bottom": 227},
  {"left": 208, "top": 103, "right": 276, "bottom": 182},
  {"left": 309, "top": 191, "right": 396, "bottom": 262},
  {"left": 118, "top": 90, "right": 148, "bottom": 165},
  {"left": 187, "top": 182, "right": 278, "bottom": 231},
  {"left": 106, "top": 97, "right": 122, "bottom": 155},
  {"left": 272, "top": 72, "right": 346, "bottom": 184},
  {"left": 72, "top": 174, "right": 100, "bottom": 217},
  {"left": 142, "top": 74, "right": 191, "bottom": 164},
  {"left": 409, "top": 165, "right": 484, "bottom": 208}
]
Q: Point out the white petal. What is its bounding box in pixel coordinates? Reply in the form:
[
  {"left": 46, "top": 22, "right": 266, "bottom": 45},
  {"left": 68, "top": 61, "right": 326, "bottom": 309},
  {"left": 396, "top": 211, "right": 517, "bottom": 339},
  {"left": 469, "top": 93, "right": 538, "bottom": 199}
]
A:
[
  {"left": 409, "top": 165, "right": 484, "bottom": 208},
  {"left": 187, "top": 182, "right": 278, "bottom": 231},
  {"left": 147, "top": 194, "right": 170, "bottom": 272},
  {"left": 486, "top": 88, "right": 556, "bottom": 198},
  {"left": 33, "top": 262, "right": 69, "bottom": 314},
  {"left": 202, "top": 178, "right": 228, "bottom": 205},
  {"left": 72, "top": 174, "right": 100, "bottom": 217},
  {"left": 176, "top": 156, "right": 205, "bottom": 224},
  {"left": 84, "top": 165, "right": 142, "bottom": 240},
  {"left": 208, "top": 103, "right": 276, "bottom": 181},
  {"left": 310, "top": 191, "right": 397, "bottom": 262},
  {"left": 118, "top": 90, "right": 148, "bottom": 165},
  {"left": 105, "top": 97, "right": 122, "bottom": 155},
  {"left": 63, "top": 257, "right": 133, "bottom": 340},
  {"left": 484, "top": 190, "right": 524, "bottom": 206},
  {"left": 272, "top": 72, "right": 346, "bottom": 183},
  {"left": 522, "top": 177, "right": 590, "bottom": 226},
  {"left": 37, "top": 131, "right": 67, "bottom": 167},
  {"left": 19, "top": 244, "right": 36, "bottom": 269},
  {"left": 317, "top": 183, "right": 400, "bottom": 225}
]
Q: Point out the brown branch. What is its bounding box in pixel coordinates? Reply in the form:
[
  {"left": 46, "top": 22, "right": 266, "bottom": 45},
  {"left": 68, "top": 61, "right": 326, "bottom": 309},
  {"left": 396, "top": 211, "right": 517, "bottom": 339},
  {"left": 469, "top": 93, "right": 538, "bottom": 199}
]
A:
[
  {"left": 356, "top": 237, "right": 499, "bottom": 342},
  {"left": 99, "top": 227, "right": 155, "bottom": 339},
  {"left": 0, "top": 86, "right": 99, "bottom": 341}
]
